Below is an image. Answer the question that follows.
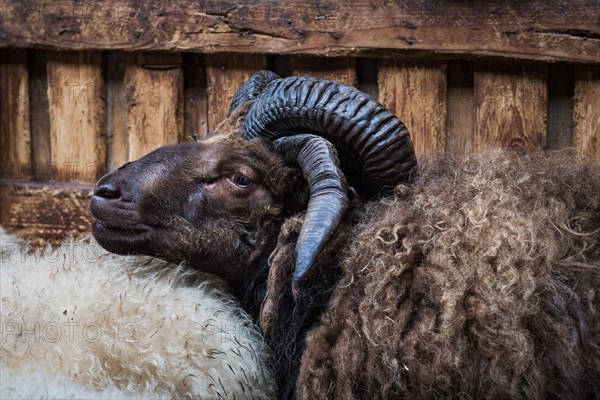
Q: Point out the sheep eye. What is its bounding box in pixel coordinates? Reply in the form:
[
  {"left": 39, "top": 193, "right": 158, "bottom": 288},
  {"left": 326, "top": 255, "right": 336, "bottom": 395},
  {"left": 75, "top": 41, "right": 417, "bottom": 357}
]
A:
[{"left": 231, "top": 174, "right": 252, "bottom": 188}]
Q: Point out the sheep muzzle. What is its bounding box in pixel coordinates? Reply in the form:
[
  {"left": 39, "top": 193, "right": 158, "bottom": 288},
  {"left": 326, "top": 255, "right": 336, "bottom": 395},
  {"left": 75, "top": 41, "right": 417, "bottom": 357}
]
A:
[{"left": 90, "top": 177, "right": 153, "bottom": 255}]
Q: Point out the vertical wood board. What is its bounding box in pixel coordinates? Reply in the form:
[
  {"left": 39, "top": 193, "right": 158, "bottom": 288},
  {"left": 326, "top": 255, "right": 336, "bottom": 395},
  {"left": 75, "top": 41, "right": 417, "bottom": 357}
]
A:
[
  {"left": 124, "top": 53, "right": 184, "bottom": 161},
  {"left": 574, "top": 66, "right": 600, "bottom": 158},
  {"left": 378, "top": 60, "right": 447, "bottom": 155},
  {"left": 0, "top": 50, "right": 31, "bottom": 181},
  {"left": 474, "top": 63, "right": 548, "bottom": 151},
  {"left": 46, "top": 52, "right": 105, "bottom": 182},
  {"left": 206, "top": 54, "right": 267, "bottom": 133}
]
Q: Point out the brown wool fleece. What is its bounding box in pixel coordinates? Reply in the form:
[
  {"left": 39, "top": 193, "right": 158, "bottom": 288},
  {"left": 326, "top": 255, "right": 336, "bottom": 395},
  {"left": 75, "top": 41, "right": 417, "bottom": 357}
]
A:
[{"left": 265, "top": 149, "right": 599, "bottom": 400}]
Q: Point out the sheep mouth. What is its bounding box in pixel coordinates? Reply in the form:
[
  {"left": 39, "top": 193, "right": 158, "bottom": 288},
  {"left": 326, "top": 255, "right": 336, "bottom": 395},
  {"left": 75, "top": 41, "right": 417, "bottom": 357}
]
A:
[
  {"left": 90, "top": 197, "right": 155, "bottom": 253},
  {"left": 92, "top": 220, "right": 153, "bottom": 255}
]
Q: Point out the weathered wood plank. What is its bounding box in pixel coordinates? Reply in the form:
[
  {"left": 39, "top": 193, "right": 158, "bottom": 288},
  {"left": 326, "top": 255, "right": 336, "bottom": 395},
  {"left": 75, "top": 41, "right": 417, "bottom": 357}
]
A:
[
  {"left": 124, "top": 53, "right": 184, "bottom": 160},
  {"left": 0, "top": 1, "right": 598, "bottom": 63},
  {"left": 378, "top": 60, "right": 447, "bottom": 155},
  {"left": 474, "top": 63, "right": 548, "bottom": 151},
  {"left": 46, "top": 52, "right": 106, "bottom": 182},
  {"left": 206, "top": 54, "right": 267, "bottom": 132},
  {"left": 0, "top": 181, "right": 93, "bottom": 246},
  {"left": 106, "top": 52, "right": 128, "bottom": 171},
  {"left": 290, "top": 57, "right": 356, "bottom": 86},
  {"left": 574, "top": 66, "right": 600, "bottom": 158},
  {"left": 184, "top": 53, "right": 209, "bottom": 141},
  {"left": 0, "top": 50, "right": 31, "bottom": 181},
  {"left": 446, "top": 61, "right": 475, "bottom": 156},
  {"left": 29, "top": 51, "right": 52, "bottom": 181}
]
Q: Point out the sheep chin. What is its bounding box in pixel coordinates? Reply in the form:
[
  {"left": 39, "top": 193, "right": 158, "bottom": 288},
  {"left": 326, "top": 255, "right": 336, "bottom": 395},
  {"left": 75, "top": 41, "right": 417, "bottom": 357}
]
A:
[{"left": 91, "top": 220, "right": 153, "bottom": 256}]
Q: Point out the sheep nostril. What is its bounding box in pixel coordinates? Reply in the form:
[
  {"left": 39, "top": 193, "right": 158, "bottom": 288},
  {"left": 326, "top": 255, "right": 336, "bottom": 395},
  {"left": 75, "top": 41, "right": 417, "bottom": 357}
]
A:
[{"left": 94, "top": 183, "right": 121, "bottom": 199}]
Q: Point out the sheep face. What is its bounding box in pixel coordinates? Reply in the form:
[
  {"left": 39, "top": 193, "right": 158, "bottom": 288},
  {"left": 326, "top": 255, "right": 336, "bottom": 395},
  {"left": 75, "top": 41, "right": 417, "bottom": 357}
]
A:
[{"left": 91, "top": 135, "right": 298, "bottom": 289}]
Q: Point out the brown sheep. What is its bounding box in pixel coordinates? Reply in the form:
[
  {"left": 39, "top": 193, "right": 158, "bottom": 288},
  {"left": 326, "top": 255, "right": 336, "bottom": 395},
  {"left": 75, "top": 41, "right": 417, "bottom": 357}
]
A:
[{"left": 90, "top": 71, "right": 600, "bottom": 399}]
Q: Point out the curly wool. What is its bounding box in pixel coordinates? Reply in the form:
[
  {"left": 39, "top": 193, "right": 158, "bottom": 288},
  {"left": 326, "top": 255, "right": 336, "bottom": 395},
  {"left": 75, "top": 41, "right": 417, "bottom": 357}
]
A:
[
  {"left": 264, "top": 150, "right": 600, "bottom": 399},
  {"left": 0, "top": 228, "right": 276, "bottom": 400}
]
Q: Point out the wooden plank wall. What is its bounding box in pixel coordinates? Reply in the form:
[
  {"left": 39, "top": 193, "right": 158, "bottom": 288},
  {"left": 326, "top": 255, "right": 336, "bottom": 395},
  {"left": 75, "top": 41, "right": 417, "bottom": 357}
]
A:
[{"left": 1, "top": 50, "right": 600, "bottom": 241}]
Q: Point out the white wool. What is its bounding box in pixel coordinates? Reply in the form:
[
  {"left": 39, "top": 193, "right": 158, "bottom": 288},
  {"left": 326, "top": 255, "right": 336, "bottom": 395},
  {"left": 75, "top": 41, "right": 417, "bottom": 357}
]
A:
[
  {"left": 1, "top": 368, "right": 153, "bottom": 399},
  {"left": 0, "top": 227, "right": 275, "bottom": 399}
]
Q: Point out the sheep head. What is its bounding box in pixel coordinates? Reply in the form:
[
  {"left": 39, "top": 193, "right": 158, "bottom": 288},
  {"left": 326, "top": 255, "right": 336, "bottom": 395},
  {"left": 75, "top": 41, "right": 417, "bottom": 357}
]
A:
[
  {"left": 91, "top": 71, "right": 417, "bottom": 295},
  {"left": 90, "top": 135, "right": 296, "bottom": 292}
]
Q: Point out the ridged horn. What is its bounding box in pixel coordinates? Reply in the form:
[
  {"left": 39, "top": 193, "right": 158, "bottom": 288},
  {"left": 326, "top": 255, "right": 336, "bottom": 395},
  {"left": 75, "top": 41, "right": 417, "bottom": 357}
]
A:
[
  {"left": 242, "top": 75, "right": 417, "bottom": 198},
  {"left": 273, "top": 134, "right": 349, "bottom": 283},
  {"left": 228, "top": 70, "right": 281, "bottom": 116}
]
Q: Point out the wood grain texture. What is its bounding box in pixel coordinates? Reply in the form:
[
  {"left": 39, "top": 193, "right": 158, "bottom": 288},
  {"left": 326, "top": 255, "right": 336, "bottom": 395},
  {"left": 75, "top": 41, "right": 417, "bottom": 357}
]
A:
[
  {"left": 574, "top": 66, "right": 600, "bottom": 158},
  {"left": 206, "top": 54, "right": 267, "bottom": 132},
  {"left": 0, "top": 1, "right": 598, "bottom": 63},
  {"left": 124, "top": 53, "right": 184, "bottom": 161},
  {"left": 46, "top": 52, "right": 105, "bottom": 182},
  {"left": 0, "top": 50, "right": 31, "bottom": 181},
  {"left": 0, "top": 181, "right": 93, "bottom": 246},
  {"left": 474, "top": 63, "right": 548, "bottom": 151},
  {"left": 446, "top": 61, "right": 475, "bottom": 156},
  {"left": 290, "top": 57, "right": 356, "bottom": 86},
  {"left": 378, "top": 60, "right": 447, "bottom": 155}
]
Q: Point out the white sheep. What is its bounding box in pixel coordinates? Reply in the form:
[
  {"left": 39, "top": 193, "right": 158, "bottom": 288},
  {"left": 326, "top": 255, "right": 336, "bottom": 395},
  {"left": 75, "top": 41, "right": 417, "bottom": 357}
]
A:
[{"left": 0, "top": 226, "right": 276, "bottom": 399}]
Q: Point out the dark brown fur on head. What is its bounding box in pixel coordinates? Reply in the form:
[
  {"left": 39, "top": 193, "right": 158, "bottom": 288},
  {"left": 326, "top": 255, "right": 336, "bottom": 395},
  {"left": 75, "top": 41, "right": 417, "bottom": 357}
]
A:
[{"left": 91, "top": 119, "right": 308, "bottom": 298}]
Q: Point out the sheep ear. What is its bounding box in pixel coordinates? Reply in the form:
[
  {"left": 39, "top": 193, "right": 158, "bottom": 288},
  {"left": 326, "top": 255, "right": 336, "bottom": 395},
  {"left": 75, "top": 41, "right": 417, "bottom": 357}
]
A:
[
  {"left": 274, "top": 134, "right": 349, "bottom": 284},
  {"left": 228, "top": 70, "right": 281, "bottom": 116}
]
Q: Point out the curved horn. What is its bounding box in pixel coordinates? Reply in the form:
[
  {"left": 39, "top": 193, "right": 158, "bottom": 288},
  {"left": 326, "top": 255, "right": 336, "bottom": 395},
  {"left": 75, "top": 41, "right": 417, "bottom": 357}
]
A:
[
  {"left": 242, "top": 75, "right": 417, "bottom": 197},
  {"left": 273, "top": 134, "right": 349, "bottom": 284},
  {"left": 228, "top": 70, "right": 281, "bottom": 116}
]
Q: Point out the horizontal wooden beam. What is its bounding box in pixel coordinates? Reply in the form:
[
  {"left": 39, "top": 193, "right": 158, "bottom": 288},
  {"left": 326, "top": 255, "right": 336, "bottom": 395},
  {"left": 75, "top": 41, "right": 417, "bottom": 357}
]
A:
[
  {"left": 0, "top": 1, "right": 598, "bottom": 63},
  {"left": 0, "top": 180, "right": 93, "bottom": 245}
]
